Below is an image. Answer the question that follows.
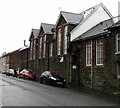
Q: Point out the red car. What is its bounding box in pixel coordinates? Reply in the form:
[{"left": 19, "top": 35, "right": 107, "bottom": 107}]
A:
[{"left": 19, "top": 69, "right": 36, "bottom": 80}]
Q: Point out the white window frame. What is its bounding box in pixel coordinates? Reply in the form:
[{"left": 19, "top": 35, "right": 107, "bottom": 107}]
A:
[
  {"left": 43, "top": 35, "right": 46, "bottom": 58},
  {"left": 57, "top": 28, "right": 61, "bottom": 55},
  {"left": 96, "top": 38, "right": 103, "bottom": 66},
  {"left": 49, "top": 42, "right": 53, "bottom": 57},
  {"left": 86, "top": 40, "right": 92, "bottom": 66},
  {"left": 64, "top": 26, "right": 68, "bottom": 54},
  {"left": 116, "top": 34, "right": 120, "bottom": 53},
  {"left": 39, "top": 37, "right": 42, "bottom": 58}
]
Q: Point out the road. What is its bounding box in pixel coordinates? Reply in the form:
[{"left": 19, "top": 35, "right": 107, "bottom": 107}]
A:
[{"left": 0, "top": 74, "right": 118, "bottom": 107}]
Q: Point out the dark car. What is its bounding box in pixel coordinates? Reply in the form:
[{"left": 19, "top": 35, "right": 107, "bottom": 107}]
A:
[
  {"left": 40, "top": 71, "right": 66, "bottom": 87},
  {"left": 19, "top": 69, "right": 36, "bottom": 80}
]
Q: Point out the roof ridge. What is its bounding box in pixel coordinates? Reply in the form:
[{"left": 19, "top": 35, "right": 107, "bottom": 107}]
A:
[
  {"left": 39, "top": 23, "right": 54, "bottom": 35},
  {"left": 100, "top": 2, "right": 113, "bottom": 18},
  {"left": 61, "top": 11, "right": 80, "bottom": 15},
  {"left": 41, "top": 23, "right": 55, "bottom": 26},
  {"left": 32, "top": 28, "right": 39, "bottom": 30},
  {"left": 80, "top": 2, "right": 101, "bottom": 15}
]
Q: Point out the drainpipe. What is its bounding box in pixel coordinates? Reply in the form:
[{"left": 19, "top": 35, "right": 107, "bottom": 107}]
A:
[
  {"left": 77, "top": 52, "right": 80, "bottom": 89},
  {"left": 116, "top": 62, "right": 120, "bottom": 105},
  {"left": 26, "top": 48, "right": 28, "bottom": 69},
  {"left": 46, "top": 36, "right": 49, "bottom": 71},
  {"left": 47, "top": 40, "right": 49, "bottom": 71},
  {"left": 91, "top": 62, "right": 93, "bottom": 89},
  {"left": 91, "top": 45, "right": 93, "bottom": 89},
  {"left": 66, "top": 32, "right": 71, "bottom": 87}
]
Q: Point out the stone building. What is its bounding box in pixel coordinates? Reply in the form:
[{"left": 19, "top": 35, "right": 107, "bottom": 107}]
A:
[
  {"left": 0, "top": 49, "right": 20, "bottom": 72},
  {"left": 25, "top": 3, "right": 119, "bottom": 96},
  {"left": 19, "top": 46, "right": 29, "bottom": 71}
]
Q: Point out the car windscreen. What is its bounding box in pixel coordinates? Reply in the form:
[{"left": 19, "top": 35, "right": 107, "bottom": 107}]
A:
[{"left": 52, "top": 74, "right": 62, "bottom": 79}]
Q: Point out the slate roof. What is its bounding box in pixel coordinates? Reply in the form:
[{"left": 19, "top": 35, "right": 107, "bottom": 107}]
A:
[
  {"left": 40, "top": 23, "right": 55, "bottom": 35},
  {"left": 19, "top": 46, "right": 29, "bottom": 52},
  {"left": 110, "top": 20, "right": 120, "bottom": 28},
  {"left": 61, "top": 11, "right": 84, "bottom": 24},
  {"left": 56, "top": 3, "right": 112, "bottom": 29},
  {"left": 55, "top": 11, "right": 84, "bottom": 27},
  {"left": 73, "top": 18, "right": 114, "bottom": 41},
  {"left": 29, "top": 29, "right": 39, "bottom": 40},
  {"left": 32, "top": 29, "right": 39, "bottom": 38}
]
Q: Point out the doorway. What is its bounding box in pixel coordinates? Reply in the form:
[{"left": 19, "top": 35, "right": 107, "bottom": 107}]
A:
[{"left": 69, "top": 52, "right": 80, "bottom": 88}]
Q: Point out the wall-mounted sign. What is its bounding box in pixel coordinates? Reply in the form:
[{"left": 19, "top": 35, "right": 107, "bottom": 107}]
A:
[
  {"left": 118, "top": 75, "right": 120, "bottom": 79},
  {"left": 72, "top": 65, "right": 77, "bottom": 69},
  {"left": 60, "top": 57, "right": 64, "bottom": 63}
]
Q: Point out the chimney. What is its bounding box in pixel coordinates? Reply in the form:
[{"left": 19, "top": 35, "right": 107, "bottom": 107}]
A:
[{"left": 24, "top": 40, "right": 26, "bottom": 46}]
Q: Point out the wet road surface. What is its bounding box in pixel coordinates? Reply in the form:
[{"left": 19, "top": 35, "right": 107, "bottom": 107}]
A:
[{"left": 0, "top": 74, "right": 118, "bottom": 106}]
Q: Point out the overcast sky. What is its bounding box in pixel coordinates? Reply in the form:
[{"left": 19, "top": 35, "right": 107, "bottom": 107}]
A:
[{"left": 0, "top": 0, "right": 119, "bottom": 56}]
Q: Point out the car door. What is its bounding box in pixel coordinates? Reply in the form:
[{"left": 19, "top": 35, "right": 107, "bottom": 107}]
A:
[{"left": 43, "top": 71, "right": 50, "bottom": 84}]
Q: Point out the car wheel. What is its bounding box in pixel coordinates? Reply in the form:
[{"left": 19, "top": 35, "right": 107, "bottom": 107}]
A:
[
  {"left": 48, "top": 80, "right": 52, "bottom": 86},
  {"left": 61, "top": 84, "right": 65, "bottom": 88},
  {"left": 25, "top": 77, "right": 29, "bottom": 80},
  {"left": 19, "top": 75, "right": 21, "bottom": 78},
  {"left": 40, "top": 77, "right": 43, "bottom": 84}
]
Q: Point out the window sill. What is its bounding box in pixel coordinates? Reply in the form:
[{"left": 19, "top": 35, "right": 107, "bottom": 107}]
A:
[
  {"left": 96, "top": 64, "right": 103, "bottom": 66},
  {"left": 86, "top": 65, "right": 92, "bottom": 67},
  {"left": 115, "top": 52, "right": 120, "bottom": 55}
]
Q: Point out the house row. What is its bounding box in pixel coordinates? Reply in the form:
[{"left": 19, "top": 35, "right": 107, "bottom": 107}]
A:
[
  {"left": 1, "top": 3, "right": 120, "bottom": 96},
  {"left": 0, "top": 49, "right": 20, "bottom": 73}
]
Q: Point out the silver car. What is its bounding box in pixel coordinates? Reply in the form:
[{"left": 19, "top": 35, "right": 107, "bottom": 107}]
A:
[{"left": 6, "top": 69, "right": 15, "bottom": 76}]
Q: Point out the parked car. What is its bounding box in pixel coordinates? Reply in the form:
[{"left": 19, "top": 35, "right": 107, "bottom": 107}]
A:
[
  {"left": 18, "top": 69, "right": 27, "bottom": 78},
  {"left": 19, "top": 69, "right": 36, "bottom": 80},
  {"left": 6, "top": 69, "right": 15, "bottom": 77},
  {"left": 40, "top": 71, "right": 66, "bottom": 87}
]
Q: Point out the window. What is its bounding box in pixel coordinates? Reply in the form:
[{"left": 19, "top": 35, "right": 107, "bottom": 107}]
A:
[
  {"left": 39, "top": 37, "right": 42, "bottom": 58},
  {"left": 43, "top": 35, "right": 46, "bottom": 58},
  {"left": 86, "top": 41, "right": 92, "bottom": 66},
  {"left": 36, "top": 39, "right": 38, "bottom": 45},
  {"left": 64, "top": 26, "right": 68, "bottom": 54},
  {"left": 116, "top": 34, "right": 120, "bottom": 52},
  {"left": 33, "top": 39, "right": 36, "bottom": 60},
  {"left": 57, "top": 28, "right": 61, "bottom": 55},
  {"left": 30, "top": 40, "right": 33, "bottom": 60},
  {"left": 49, "top": 42, "right": 53, "bottom": 57},
  {"left": 96, "top": 39, "right": 103, "bottom": 65}
]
